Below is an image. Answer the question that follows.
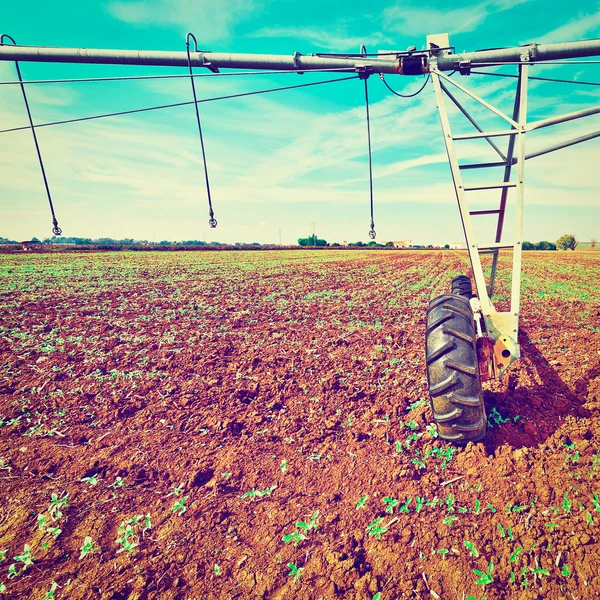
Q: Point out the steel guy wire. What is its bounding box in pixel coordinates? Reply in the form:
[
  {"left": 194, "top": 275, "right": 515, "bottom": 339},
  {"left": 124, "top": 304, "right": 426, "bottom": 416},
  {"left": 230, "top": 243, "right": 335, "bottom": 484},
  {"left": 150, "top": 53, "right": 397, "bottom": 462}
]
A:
[
  {"left": 0, "top": 67, "right": 356, "bottom": 86},
  {"left": 470, "top": 70, "right": 600, "bottom": 86},
  {"left": 0, "top": 75, "right": 359, "bottom": 135}
]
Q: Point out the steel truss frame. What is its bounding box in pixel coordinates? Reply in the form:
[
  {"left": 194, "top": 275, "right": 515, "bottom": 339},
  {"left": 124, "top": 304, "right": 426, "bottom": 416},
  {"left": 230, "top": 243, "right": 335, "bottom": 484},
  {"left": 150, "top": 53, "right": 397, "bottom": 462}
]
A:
[{"left": 427, "top": 35, "right": 600, "bottom": 380}]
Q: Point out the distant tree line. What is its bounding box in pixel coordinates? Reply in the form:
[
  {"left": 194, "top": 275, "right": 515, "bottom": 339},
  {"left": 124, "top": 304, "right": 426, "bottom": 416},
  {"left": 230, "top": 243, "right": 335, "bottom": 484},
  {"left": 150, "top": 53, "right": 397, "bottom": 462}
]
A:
[{"left": 522, "top": 240, "right": 557, "bottom": 250}]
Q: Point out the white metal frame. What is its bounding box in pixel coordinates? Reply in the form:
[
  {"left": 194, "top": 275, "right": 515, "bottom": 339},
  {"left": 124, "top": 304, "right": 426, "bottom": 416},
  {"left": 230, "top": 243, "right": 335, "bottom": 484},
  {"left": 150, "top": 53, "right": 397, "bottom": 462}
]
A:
[{"left": 428, "top": 36, "right": 599, "bottom": 378}]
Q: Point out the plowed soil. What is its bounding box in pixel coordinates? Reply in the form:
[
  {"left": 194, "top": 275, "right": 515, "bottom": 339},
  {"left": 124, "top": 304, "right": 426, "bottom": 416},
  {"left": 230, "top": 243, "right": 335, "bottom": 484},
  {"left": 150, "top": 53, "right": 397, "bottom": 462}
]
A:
[{"left": 1, "top": 249, "right": 599, "bottom": 600}]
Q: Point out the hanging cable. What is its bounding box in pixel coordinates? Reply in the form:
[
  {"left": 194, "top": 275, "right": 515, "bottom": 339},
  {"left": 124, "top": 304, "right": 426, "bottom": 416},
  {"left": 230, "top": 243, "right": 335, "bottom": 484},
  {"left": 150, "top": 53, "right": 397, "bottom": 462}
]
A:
[
  {"left": 359, "top": 46, "right": 376, "bottom": 240},
  {"left": 186, "top": 32, "right": 217, "bottom": 228},
  {"left": 470, "top": 70, "right": 600, "bottom": 86},
  {"left": 0, "top": 75, "right": 358, "bottom": 135},
  {"left": 0, "top": 67, "right": 356, "bottom": 87},
  {"left": 1, "top": 34, "right": 61, "bottom": 235},
  {"left": 380, "top": 72, "right": 431, "bottom": 98}
]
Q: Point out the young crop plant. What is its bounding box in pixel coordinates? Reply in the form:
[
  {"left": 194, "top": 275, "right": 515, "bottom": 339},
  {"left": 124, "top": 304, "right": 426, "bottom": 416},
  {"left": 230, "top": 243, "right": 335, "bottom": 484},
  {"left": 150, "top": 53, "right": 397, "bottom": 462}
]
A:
[
  {"left": 356, "top": 495, "right": 369, "bottom": 510},
  {"left": 473, "top": 559, "right": 494, "bottom": 586},
  {"left": 287, "top": 562, "right": 303, "bottom": 582},
  {"left": 13, "top": 545, "right": 34, "bottom": 571},
  {"left": 81, "top": 473, "right": 100, "bottom": 486},
  {"left": 116, "top": 515, "right": 146, "bottom": 553},
  {"left": 383, "top": 497, "right": 399, "bottom": 514},
  {"left": 41, "top": 581, "right": 59, "bottom": 600},
  {"left": 241, "top": 485, "right": 276, "bottom": 500},
  {"left": 172, "top": 496, "right": 189, "bottom": 515},
  {"left": 509, "top": 547, "right": 523, "bottom": 564},
  {"left": 367, "top": 518, "right": 389, "bottom": 540},
  {"left": 79, "top": 536, "right": 95, "bottom": 560},
  {"left": 463, "top": 541, "right": 479, "bottom": 557},
  {"left": 214, "top": 564, "right": 221, "bottom": 576},
  {"left": 48, "top": 492, "right": 69, "bottom": 521}
]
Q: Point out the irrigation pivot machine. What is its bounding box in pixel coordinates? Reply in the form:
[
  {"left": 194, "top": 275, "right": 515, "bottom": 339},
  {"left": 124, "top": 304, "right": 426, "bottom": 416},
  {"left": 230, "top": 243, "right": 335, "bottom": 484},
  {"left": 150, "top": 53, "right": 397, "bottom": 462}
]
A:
[{"left": 2, "top": 32, "right": 599, "bottom": 442}]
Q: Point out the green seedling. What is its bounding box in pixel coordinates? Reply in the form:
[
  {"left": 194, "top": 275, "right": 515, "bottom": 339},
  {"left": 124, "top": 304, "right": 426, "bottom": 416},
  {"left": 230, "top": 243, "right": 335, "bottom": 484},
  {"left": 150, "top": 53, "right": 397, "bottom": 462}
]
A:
[
  {"left": 546, "top": 523, "right": 559, "bottom": 531},
  {"left": 166, "top": 484, "right": 184, "bottom": 497},
  {"left": 280, "top": 459, "right": 288, "bottom": 474},
  {"left": 46, "top": 527, "right": 62, "bottom": 538},
  {"left": 592, "top": 493, "right": 600, "bottom": 511},
  {"left": 0, "top": 582, "right": 6, "bottom": 593},
  {"left": 13, "top": 545, "right": 34, "bottom": 570},
  {"left": 287, "top": 562, "right": 303, "bottom": 582},
  {"left": 116, "top": 521, "right": 139, "bottom": 553},
  {"left": 443, "top": 516, "right": 457, "bottom": 527},
  {"left": 37, "top": 513, "right": 47, "bottom": 530},
  {"left": 394, "top": 440, "right": 403, "bottom": 453},
  {"left": 144, "top": 514, "right": 152, "bottom": 531},
  {"left": 356, "top": 495, "right": 369, "bottom": 509},
  {"left": 0, "top": 549, "right": 7, "bottom": 563},
  {"left": 532, "top": 568, "right": 549, "bottom": 577},
  {"left": 561, "top": 564, "right": 571, "bottom": 576},
  {"left": 383, "top": 497, "right": 399, "bottom": 514},
  {"left": 172, "top": 496, "right": 188, "bottom": 515},
  {"left": 241, "top": 485, "right": 276, "bottom": 500},
  {"left": 7, "top": 565, "right": 18, "bottom": 579},
  {"left": 109, "top": 477, "right": 126, "bottom": 488},
  {"left": 49, "top": 492, "right": 69, "bottom": 521},
  {"left": 561, "top": 493, "right": 572, "bottom": 513},
  {"left": 372, "top": 593, "right": 382, "bottom": 600},
  {"left": 585, "top": 511, "right": 594, "bottom": 524},
  {"left": 445, "top": 494, "right": 455, "bottom": 512},
  {"left": 466, "top": 596, "right": 487, "bottom": 600},
  {"left": 79, "top": 536, "right": 94, "bottom": 560},
  {"left": 399, "top": 497, "right": 412, "bottom": 513},
  {"left": 474, "top": 499, "right": 481, "bottom": 514},
  {"left": 415, "top": 496, "right": 426, "bottom": 512},
  {"left": 474, "top": 559, "right": 494, "bottom": 586},
  {"left": 367, "top": 518, "right": 388, "bottom": 539},
  {"left": 42, "top": 582, "right": 58, "bottom": 600},
  {"left": 487, "top": 503, "right": 497, "bottom": 513},
  {"left": 81, "top": 473, "right": 100, "bottom": 486},
  {"left": 297, "top": 511, "right": 319, "bottom": 533},
  {"left": 509, "top": 547, "right": 523, "bottom": 564},
  {"left": 463, "top": 541, "right": 479, "bottom": 557},
  {"left": 282, "top": 531, "right": 306, "bottom": 546},
  {"left": 214, "top": 564, "right": 221, "bottom": 576}
]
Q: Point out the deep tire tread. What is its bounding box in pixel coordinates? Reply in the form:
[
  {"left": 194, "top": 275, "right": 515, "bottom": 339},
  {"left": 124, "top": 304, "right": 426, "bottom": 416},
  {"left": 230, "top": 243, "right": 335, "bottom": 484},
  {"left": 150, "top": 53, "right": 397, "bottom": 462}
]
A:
[{"left": 426, "top": 287, "right": 486, "bottom": 443}]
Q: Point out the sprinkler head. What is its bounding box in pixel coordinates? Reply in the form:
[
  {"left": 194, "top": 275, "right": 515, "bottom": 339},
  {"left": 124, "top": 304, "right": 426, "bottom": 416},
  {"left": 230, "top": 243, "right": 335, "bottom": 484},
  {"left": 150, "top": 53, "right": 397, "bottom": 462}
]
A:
[
  {"left": 369, "top": 229, "right": 376, "bottom": 240},
  {"left": 209, "top": 218, "right": 217, "bottom": 228}
]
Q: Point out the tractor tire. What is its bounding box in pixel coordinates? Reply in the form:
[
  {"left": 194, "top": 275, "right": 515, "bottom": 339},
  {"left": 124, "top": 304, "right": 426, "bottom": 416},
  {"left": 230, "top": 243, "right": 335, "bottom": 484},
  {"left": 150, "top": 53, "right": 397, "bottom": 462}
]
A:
[
  {"left": 425, "top": 293, "right": 486, "bottom": 443},
  {"left": 451, "top": 275, "right": 473, "bottom": 299}
]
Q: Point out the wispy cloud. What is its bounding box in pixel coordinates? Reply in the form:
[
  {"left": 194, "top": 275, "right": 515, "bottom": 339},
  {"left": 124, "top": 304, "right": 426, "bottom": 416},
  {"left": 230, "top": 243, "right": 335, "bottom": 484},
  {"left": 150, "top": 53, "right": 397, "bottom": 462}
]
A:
[
  {"left": 249, "top": 25, "right": 394, "bottom": 51},
  {"left": 107, "top": 0, "right": 261, "bottom": 41},
  {"left": 383, "top": 0, "right": 530, "bottom": 36},
  {"left": 532, "top": 4, "right": 600, "bottom": 44}
]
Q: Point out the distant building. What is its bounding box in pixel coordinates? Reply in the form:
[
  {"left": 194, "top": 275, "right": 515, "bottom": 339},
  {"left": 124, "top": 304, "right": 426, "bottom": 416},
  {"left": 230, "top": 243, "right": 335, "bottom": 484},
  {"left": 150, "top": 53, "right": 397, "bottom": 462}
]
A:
[
  {"left": 391, "top": 240, "right": 412, "bottom": 248},
  {"left": 20, "top": 240, "right": 43, "bottom": 251},
  {"left": 450, "top": 241, "right": 467, "bottom": 250}
]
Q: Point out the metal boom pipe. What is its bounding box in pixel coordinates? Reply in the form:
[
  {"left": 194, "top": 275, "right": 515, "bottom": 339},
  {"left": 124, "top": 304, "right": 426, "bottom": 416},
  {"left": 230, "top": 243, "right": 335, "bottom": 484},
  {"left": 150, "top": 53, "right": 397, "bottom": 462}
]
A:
[
  {"left": 0, "top": 46, "right": 400, "bottom": 73},
  {"left": 1, "top": 37, "right": 600, "bottom": 72}
]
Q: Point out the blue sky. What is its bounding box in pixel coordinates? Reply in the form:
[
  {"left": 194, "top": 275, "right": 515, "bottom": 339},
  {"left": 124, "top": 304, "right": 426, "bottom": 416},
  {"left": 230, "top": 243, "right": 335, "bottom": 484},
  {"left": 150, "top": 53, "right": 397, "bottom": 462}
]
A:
[{"left": 1, "top": 0, "right": 599, "bottom": 244}]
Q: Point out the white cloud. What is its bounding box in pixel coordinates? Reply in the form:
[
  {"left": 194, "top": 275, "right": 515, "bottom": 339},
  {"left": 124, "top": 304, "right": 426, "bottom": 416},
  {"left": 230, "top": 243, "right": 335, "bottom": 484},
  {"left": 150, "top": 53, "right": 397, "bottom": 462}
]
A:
[
  {"left": 383, "top": 0, "right": 530, "bottom": 36},
  {"left": 107, "top": 0, "right": 261, "bottom": 41},
  {"left": 532, "top": 6, "right": 600, "bottom": 44},
  {"left": 249, "top": 25, "right": 394, "bottom": 51}
]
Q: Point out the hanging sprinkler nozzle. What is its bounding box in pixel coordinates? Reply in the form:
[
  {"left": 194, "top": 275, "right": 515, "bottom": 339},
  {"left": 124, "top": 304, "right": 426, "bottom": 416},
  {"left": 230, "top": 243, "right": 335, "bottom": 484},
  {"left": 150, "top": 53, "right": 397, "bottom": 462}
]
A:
[{"left": 209, "top": 218, "right": 217, "bottom": 228}]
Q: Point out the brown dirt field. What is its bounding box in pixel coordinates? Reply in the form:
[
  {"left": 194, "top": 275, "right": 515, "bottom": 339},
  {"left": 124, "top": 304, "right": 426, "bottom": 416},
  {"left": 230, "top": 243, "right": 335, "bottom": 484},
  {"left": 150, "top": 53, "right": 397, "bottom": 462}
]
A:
[{"left": 0, "top": 249, "right": 599, "bottom": 600}]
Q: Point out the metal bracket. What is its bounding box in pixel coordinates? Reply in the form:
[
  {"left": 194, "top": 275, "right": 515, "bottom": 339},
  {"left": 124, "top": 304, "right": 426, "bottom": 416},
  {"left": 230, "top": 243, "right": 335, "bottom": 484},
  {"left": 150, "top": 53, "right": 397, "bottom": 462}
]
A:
[
  {"left": 356, "top": 64, "right": 373, "bottom": 79},
  {"left": 458, "top": 60, "right": 471, "bottom": 76},
  {"left": 292, "top": 51, "right": 304, "bottom": 74}
]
